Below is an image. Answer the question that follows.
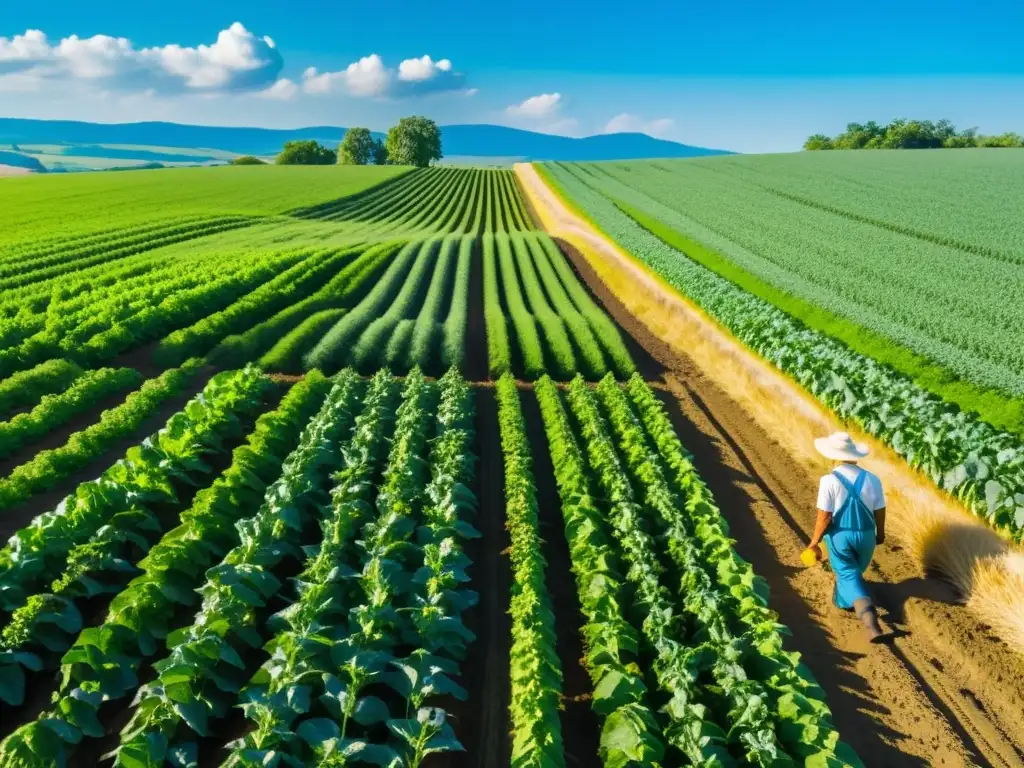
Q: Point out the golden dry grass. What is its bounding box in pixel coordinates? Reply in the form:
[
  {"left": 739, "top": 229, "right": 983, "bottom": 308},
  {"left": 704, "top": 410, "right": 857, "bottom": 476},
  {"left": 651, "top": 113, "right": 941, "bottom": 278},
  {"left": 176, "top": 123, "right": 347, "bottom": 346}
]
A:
[{"left": 515, "top": 161, "right": 1024, "bottom": 651}]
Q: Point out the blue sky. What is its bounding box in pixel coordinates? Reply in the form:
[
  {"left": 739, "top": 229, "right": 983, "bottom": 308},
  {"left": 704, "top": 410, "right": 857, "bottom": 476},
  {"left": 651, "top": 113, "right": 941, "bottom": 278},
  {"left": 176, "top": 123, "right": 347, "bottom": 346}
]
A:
[{"left": 1, "top": 0, "right": 1022, "bottom": 152}]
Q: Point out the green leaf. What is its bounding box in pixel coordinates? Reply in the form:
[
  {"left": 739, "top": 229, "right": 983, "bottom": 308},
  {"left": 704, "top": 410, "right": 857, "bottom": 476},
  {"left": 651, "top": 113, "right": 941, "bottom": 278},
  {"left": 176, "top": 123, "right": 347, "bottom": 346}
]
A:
[
  {"left": 40, "top": 718, "right": 82, "bottom": 746},
  {"left": 174, "top": 700, "right": 209, "bottom": 736},
  {"left": 296, "top": 718, "right": 340, "bottom": 747},
  {"left": 591, "top": 668, "right": 647, "bottom": 716},
  {"left": 352, "top": 695, "right": 391, "bottom": 726},
  {"left": 0, "top": 662, "right": 25, "bottom": 706}
]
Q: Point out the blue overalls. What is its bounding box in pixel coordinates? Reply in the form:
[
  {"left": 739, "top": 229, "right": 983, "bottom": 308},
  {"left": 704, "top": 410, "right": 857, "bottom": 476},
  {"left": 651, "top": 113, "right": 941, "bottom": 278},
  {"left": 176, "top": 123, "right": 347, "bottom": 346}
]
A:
[{"left": 824, "top": 469, "right": 877, "bottom": 610}]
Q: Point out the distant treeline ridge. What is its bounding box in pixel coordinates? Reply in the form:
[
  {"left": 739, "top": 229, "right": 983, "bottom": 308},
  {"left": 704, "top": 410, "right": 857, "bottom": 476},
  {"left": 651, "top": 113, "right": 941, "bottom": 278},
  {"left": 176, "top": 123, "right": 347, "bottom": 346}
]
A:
[{"left": 805, "top": 119, "right": 1023, "bottom": 150}]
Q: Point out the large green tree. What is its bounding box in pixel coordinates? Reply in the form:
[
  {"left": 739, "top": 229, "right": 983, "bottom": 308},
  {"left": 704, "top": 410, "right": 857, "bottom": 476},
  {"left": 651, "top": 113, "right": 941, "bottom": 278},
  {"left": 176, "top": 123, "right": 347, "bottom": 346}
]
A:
[
  {"left": 338, "top": 127, "right": 375, "bottom": 165},
  {"left": 385, "top": 116, "right": 442, "bottom": 167},
  {"left": 276, "top": 140, "right": 336, "bottom": 165},
  {"left": 372, "top": 138, "right": 388, "bottom": 165}
]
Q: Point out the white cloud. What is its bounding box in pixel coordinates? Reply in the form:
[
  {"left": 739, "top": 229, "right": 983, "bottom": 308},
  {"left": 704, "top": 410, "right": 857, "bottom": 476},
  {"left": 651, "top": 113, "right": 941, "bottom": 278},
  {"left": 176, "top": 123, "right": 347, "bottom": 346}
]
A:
[
  {"left": 140, "top": 22, "right": 282, "bottom": 90},
  {"left": 0, "top": 29, "right": 50, "bottom": 65},
  {"left": 342, "top": 54, "right": 390, "bottom": 96},
  {"left": 603, "top": 113, "right": 675, "bottom": 138},
  {"left": 398, "top": 55, "right": 451, "bottom": 82},
  {"left": 301, "top": 53, "right": 466, "bottom": 99},
  {"left": 0, "top": 22, "right": 281, "bottom": 94},
  {"left": 506, "top": 92, "right": 562, "bottom": 119},
  {"left": 260, "top": 77, "right": 298, "bottom": 100}
]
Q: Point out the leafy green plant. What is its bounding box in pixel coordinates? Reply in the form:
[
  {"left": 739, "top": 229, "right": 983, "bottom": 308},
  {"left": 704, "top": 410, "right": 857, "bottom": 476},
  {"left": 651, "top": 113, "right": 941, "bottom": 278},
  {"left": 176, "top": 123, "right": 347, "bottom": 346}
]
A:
[
  {"left": 220, "top": 371, "right": 399, "bottom": 766},
  {"left": 0, "top": 249, "right": 306, "bottom": 378},
  {"left": 105, "top": 371, "right": 369, "bottom": 767},
  {"left": 0, "top": 375, "right": 330, "bottom": 757},
  {"left": 483, "top": 233, "right": 512, "bottom": 378},
  {"left": 0, "top": 365, "right": 270, "bottom": 619},
  {"left": 565, "top": 377, "right": 736, "bottom": 766},
  {"left": 495, "top": 374, "right": 566, "bottom": 767},
  {"left": 223, "top": 368, "right": 477, "bottom": 767}
]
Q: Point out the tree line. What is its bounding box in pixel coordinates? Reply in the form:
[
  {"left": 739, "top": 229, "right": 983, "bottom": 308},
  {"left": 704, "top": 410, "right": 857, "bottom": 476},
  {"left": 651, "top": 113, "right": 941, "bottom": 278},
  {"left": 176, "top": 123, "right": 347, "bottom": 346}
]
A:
[
  {"left": 275, "top": 116, "right": 443, "bottom": 167},
  {"left": 805, "top": 119, "right": 1024, "bottom": 150}
]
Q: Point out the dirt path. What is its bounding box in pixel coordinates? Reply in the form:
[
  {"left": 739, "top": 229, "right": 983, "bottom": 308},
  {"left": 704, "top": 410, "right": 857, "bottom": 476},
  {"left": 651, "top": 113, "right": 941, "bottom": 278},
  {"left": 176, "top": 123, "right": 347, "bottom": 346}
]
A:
[{"left": 516, "top": 163, "right": 1024, "bottom": 768}]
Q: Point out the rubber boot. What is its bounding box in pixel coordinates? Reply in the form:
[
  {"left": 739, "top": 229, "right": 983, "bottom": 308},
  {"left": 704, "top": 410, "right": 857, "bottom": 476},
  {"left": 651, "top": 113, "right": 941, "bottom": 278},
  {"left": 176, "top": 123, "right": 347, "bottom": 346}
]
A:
[{"left": 854, "top": 598, "right": 885, "bottom": 643}]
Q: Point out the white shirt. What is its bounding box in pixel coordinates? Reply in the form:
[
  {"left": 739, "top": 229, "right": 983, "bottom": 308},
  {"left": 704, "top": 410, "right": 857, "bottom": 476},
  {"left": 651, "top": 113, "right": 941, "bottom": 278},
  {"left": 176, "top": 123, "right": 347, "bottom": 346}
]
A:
[{"left": 817, "top": 464, "right": 885, "bottom": 514}]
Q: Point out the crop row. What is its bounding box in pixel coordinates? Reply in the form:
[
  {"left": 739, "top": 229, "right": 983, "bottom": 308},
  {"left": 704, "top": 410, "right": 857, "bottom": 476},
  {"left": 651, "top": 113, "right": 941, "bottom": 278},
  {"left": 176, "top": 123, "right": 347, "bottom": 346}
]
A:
[
  {"left": 0, "top": 216, "right": 255, "bottom": 294},
  {"left": 0, "top": 367, "right": 479, "bottom": 767},
  {"left": 0, "top": 366, "right": 142, "bottom": 460},
  {"left": 297, "top": 230, "right": 633, "bottom": 381},
  {"left": 503, "top": 373, "right": 862, "bottom": 767},
  {"left": 0, "top": 360, "right": 205, "bottom": 513},
  {"left": 494, "top": 375, "right": 566, "bottom": 767},
  {"left": 0, "top": 365, "right": 271, "bottom": 616},
  {"left": 543, "top": 162, "right": 1024, "bottom": 541},
  {"left": 292, "top": 167, "right": 536, "bottom": 238},
  {"left": 0, "top": 247, "right": 310, "bottom": 378},
  {"left": 212, "top": 240, "right": 403, "bottom": 368},
  {"left": 0, "top": 369, "right": 355, "bottom": 765},
  {"left": 485, "top": 232, "right": 635, "bottom": 381},
  {"left": 154, "top": 247, "right": 358, "bottom": 367},
  {"left": 0, "top": 360, "right": 86, "bottom": 422}
]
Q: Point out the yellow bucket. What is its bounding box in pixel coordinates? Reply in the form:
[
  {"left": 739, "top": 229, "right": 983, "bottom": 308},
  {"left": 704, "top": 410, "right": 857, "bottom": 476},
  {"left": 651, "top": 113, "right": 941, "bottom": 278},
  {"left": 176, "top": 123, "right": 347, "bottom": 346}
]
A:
[{"left": 800, "top": 547, "right": 823, "bottom": 567}]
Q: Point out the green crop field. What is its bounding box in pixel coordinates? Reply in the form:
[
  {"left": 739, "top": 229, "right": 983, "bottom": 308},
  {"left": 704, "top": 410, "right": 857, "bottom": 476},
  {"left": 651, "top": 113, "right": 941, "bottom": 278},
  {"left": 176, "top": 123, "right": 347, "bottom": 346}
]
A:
[
  {"left": 542, "top": 151, "right": 1024, "bottom": 543},
  {"left": 548, "top": 152, "right": 1024, "bottom": 399},
  {"left": 0, "top": 161, "right": 871, "bottom": 768},
  {"left": 5, "top": 144, "right": 1024, "bottom": 766},
  {"left": 0, "top": 160, "right": 870, "bottom": 768}
]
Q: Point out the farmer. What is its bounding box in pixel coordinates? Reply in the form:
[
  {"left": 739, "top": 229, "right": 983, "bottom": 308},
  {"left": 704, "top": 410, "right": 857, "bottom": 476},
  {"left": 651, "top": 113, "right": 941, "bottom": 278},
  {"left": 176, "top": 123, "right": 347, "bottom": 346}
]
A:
[{"left": 806, "top": 432, "right": 888, "bottom": 643}]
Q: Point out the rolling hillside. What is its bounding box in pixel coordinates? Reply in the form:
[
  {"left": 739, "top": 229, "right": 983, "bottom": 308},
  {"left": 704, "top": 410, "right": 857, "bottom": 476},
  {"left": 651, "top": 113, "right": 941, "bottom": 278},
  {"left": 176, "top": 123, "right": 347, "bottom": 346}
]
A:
[{"left": 0, "top": 117, "right": 731, "bottom": 167}]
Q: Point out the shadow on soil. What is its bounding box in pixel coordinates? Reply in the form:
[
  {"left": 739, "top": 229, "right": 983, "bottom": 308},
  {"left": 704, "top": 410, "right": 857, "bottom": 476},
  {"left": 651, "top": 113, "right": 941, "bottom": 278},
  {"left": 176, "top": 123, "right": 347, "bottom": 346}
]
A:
[{"left": 656, "top": 390, "right": 931, "bottom": 767}]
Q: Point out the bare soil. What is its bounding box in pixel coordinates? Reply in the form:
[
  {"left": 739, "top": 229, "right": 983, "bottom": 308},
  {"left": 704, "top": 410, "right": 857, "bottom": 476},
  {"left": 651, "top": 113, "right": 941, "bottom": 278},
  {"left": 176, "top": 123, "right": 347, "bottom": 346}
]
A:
[
  {"left": 556, "top": 235, "right": 1024, "bottom": 768},
  {"left": 458, "top": 388, "right": 513, "bottom": 767}
]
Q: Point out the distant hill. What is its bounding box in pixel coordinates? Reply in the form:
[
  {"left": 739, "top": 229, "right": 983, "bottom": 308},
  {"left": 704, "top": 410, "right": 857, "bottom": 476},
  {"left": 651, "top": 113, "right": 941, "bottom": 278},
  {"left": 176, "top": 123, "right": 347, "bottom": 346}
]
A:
[
  {"left": 0, "top": 150, "right": 46, "bottom": 172},
  {"left": 438, "top": 124, "right": 730, "bottom": 160},
  {"left": 0, "top": 117, "right": 731, "bottom": 162}
]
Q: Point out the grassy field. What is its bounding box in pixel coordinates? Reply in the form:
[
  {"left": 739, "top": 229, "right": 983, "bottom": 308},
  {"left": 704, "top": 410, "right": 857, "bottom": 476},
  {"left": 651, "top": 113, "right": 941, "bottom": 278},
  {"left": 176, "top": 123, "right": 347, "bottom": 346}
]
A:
[{"left": 0, "top": 164, "right": 410, "bottom": 243}]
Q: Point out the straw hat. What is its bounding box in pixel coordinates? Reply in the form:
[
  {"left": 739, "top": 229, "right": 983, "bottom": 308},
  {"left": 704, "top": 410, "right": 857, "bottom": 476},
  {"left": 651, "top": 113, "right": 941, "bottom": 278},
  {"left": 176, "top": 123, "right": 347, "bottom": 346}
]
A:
[{"left": 814, "top": 431, "right": 869, "bottom": 461}]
